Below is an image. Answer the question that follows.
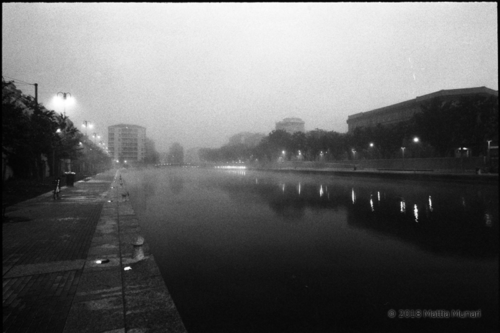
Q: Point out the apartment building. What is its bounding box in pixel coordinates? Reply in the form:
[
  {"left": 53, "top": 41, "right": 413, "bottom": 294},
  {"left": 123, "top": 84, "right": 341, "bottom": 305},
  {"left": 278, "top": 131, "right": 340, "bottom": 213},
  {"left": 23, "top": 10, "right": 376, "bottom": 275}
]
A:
[{"left": 108, "top": 124, "right": 146, "bottom": 163}]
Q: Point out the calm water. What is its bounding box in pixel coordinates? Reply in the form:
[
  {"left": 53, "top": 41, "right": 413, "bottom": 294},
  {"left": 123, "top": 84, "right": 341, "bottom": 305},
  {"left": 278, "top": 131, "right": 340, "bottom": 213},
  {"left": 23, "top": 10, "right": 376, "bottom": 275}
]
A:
[{"left": 123, "top": 168, "right": 498, "bottom": 333}]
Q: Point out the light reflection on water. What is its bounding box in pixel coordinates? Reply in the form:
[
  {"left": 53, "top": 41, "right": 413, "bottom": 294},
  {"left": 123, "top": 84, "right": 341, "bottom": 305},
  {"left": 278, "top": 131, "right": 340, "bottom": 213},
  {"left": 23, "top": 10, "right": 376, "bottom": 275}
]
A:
[{"left": 123, "top": 168, "right": 498, "bottom": 333}]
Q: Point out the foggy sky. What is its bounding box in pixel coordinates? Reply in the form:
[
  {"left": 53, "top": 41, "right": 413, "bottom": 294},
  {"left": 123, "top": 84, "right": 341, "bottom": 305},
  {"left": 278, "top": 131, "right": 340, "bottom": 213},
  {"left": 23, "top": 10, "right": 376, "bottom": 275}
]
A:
[{"left": 2, "top": 3, "right": 498, "bottom": 152}]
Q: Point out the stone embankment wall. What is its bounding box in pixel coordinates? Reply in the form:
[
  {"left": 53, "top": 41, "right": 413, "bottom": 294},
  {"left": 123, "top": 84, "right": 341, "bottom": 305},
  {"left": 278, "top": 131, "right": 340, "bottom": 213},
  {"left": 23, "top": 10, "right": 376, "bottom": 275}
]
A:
[{"left": 255, "top": 157, "right": 494, "bottom": 173}]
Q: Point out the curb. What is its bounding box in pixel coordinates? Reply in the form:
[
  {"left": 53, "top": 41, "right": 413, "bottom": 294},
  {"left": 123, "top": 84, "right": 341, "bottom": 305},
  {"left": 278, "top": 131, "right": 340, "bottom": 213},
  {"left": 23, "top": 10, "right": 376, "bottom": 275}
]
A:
[{"left": 62, "top": 171, "right": 187, "bottom": 333}]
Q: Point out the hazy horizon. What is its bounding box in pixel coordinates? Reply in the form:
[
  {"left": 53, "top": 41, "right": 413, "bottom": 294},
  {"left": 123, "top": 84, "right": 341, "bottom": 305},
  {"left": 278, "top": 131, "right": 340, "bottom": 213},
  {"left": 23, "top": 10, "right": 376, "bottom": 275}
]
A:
[{"left": 3, "top": 3, "right": 498, "bottom": 152}]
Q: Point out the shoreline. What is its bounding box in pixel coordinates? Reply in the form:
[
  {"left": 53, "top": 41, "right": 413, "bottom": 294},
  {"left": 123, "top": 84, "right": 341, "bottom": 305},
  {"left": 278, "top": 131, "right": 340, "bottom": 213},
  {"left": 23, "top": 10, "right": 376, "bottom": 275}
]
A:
[{"left": 249, "top": 166, "right": 498, "bottom": 185}]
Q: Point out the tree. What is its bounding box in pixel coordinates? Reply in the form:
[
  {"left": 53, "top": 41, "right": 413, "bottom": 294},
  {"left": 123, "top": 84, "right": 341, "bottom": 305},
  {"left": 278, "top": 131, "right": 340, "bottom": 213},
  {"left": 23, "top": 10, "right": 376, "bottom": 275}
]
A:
[
  {"left": 2, "top": 79, "right": 60, "bottom": 179},
  {"left": 168, "top": 142, "right": 184, "bottom": 164},
  {"left": 413, "top": 95, "right": 499, "bottom": 157},
  {"left": 144, "top": 138, "right": 160, "bottom": 164}
]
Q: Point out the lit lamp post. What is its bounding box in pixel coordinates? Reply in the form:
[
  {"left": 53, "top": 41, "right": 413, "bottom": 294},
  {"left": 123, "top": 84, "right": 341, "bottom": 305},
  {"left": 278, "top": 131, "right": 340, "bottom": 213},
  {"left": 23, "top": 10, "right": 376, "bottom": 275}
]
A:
[
  {"left": 352, "top": 149, "right": 357, "bottom": 170},
  {"left": 57, "top": 92, "right": 72, "bottom": 116},
  {"left": 401, "top": 147, "right": 406, "bottom": 170},
  {"left": 413, "top": 137, "right": 420, "bottom": 158},
  {"left": 52, "top": 128, "right": 62, "bottom": 177},
  {"left": 92, "top": 133, "right": 100, "bottom": 145},
  {"left": 82, "top": 120, "right": 92, "bottom": 137}
]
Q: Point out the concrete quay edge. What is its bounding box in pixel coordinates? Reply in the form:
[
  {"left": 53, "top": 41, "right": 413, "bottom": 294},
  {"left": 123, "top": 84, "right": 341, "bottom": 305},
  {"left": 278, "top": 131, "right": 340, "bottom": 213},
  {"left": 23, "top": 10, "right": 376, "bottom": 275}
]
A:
[
  {"left": 2, "top": 169, "right": 187, "bottom": 333},
  {"left": 63, "top": 170, "right": 187, "bottom": 333},
  {"left": 251, "top": 166, "right": 498, "bottom": 184}
]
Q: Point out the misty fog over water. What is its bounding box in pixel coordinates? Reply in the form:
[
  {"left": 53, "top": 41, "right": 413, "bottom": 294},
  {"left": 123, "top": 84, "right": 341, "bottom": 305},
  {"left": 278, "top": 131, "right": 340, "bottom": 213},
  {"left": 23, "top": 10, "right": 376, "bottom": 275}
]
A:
[{"left": 122, "top": 167, "right": 498, "bottom": 332}]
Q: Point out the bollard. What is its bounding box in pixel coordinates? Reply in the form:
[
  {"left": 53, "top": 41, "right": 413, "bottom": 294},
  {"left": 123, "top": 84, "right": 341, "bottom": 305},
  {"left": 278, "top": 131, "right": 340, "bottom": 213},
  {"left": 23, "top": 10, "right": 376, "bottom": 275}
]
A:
[
  {"left": 53, "top": 178, "right": 61, "bottom": 200},
  {"left": 121, "top": 190, "right": 129, "bottom": 201},
  {"left": 132, "top": 235, "right": 145, "bottom": 261}
]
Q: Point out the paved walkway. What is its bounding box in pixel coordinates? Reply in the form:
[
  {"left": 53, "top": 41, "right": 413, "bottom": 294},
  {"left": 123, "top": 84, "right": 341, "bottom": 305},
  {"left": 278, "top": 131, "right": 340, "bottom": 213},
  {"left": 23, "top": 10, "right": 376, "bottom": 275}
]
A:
[{"left": 3, "top": 170, "right": 187, "bottom": 333}]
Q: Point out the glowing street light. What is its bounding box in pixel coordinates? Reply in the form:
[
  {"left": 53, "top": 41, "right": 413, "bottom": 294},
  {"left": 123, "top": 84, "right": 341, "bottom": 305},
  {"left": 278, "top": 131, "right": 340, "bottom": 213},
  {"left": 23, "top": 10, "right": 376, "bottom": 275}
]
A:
[
  {"left": 401, "top": 147, "right": 406, "bottom": 170},
  {"left": 413, "top": 137, "right": 420, "bottom": 143},
  {"left": 52, "top": 128, "right": 63, "bottom": 177},
  {"left": 82, "top": 120, "right": 93, "bottom": 136},
  {"left": 57, "top": 92, "right": 72, "bottom": 116}
]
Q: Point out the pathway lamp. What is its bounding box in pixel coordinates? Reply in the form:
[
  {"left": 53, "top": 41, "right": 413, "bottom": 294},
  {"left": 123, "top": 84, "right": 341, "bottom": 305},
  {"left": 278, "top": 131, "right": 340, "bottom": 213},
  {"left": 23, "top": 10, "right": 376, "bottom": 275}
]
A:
[
  {"left": 92, "top": 133, "right": 100, "bottom": 145},
  {"left": 57, "top": 92, "right": 72, "bottom": 116},
  {"left": 82, "top": 120, "right": 93, "bottom": 136},
  {"left": 412, "top": 137, "right": 421, "bottom": 157},
  {"left": 369, "top": 142, "right": 375, "bottom": 159},
  {"left": 401, "top": 147, "right": 406, "bottom": 170},
  {"left": 52, "top": 128, "right": 63, "bottom": 177}
]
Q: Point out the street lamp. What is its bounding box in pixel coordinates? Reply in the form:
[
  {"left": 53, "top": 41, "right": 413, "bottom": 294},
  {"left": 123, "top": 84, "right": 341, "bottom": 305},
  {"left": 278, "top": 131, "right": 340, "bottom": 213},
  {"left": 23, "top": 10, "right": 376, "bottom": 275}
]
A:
[
  {"left": 401, "top": 147, "right": 406, "bottom": 170},
  {"left": 57, "top": 92, "right": 72, "bottom": 116},
  {"left": 413, "top": 137, "right": 420, "bottom": 143},
  {"left": 369, "top": 142, "right": 375, "bottom": 159},
  {"left": 82, "top": 120, "right": 93, "bottom": 136},
  {"left": 92, "top": 133, "right": 100, "bottom": 144},
  {"left": 52, "top": 128, "right": 63, "bottom": 177}
]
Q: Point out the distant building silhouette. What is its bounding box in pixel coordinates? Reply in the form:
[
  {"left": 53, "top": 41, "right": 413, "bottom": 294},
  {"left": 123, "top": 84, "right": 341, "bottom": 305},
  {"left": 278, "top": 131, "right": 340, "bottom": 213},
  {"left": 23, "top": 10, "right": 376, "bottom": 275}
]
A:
[
  {"left": 276, "top": 117, "right": 305, "bottom": 134},
  {"left": 108, "top": 124, "right": 146, "bottom": 163},
  {"left": 228, "top": 132, "right": 266, "bottom": 147},
  {"left": 347, "top": 86, "right": 498, "bottom": 132}
]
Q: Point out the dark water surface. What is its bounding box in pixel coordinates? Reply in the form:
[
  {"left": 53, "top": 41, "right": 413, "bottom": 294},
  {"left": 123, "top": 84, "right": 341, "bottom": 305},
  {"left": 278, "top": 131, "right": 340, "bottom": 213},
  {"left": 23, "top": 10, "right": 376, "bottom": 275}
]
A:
[{"left": 123, "top": 168, "right": 498, "bottom": 333}]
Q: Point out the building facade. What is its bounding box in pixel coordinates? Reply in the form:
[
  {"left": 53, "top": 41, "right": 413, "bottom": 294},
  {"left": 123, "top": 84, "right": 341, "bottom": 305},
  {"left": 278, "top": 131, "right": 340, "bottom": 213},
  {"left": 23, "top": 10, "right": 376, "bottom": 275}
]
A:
[
  {"left": 275, "top": 117, "right": 305, "bottom": 134},
  {"left": 347, "top": 86, "right": 498, "bottom": 132},
  {"left": 108, "top": 124, "right": 146, "bottom": 163}
]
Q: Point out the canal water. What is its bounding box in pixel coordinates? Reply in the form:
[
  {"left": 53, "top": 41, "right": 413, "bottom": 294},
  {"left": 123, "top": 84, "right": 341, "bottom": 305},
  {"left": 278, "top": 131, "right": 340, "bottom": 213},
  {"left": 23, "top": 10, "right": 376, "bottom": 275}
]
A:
[{"left": 123, "top": 167, "right": 498, "bottom": 333}]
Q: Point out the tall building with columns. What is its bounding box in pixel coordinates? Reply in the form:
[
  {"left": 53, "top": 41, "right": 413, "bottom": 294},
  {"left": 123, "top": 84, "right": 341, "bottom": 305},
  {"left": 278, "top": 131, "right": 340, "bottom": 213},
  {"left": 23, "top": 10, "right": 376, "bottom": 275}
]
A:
[
  {"left": 108, "top": 124, "right": 146, "bottom": 163},
  {"left": 275, "top": 117, "right": 305, "bottom": 134},
  {"left": 346, "top": 86, "right": 498, "bottom": 132}
]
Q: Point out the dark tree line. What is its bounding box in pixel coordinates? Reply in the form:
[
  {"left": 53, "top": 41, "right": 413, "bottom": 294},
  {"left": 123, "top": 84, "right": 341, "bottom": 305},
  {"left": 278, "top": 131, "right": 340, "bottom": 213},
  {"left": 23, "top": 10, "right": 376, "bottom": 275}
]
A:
[
  {"left": 199, "top": 94, "right": 498, "bottom": 163},
  {"left": 2, "top": 79, "right": 111, "bottom": 181}
]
